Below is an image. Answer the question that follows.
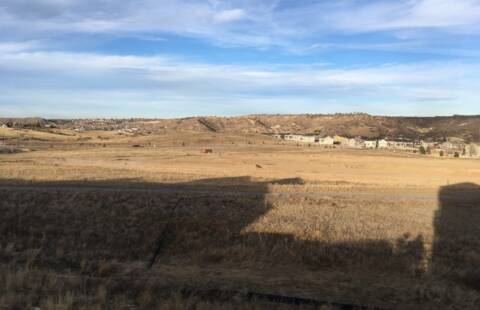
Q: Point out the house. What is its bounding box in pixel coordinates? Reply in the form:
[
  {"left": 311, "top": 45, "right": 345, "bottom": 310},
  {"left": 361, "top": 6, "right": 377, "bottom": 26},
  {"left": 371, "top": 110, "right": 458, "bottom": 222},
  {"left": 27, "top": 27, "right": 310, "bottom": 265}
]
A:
[
  {"left": 413, "top": 140, "right": 424, "bottom": 148},
  {"left": 386, "top": 140, "right": 398, "bottom": 149},
  {"left": 318, "top": 136, "right": 334, "bottom": 145},
  {"left": 387, "top": 140, "right": 416, "bottom": 150},
  {"left": 440, "top": 141, "right": 453, "bottom": 149},
  {"left": 303, "top": 135, "right": 318, "bottom": 143},
  {"left": 343, "top": 137, "right": 365, "bottom": 148},
  {"left": 421, "top": 141, "right": 436, "bottom": 149},
  {"left": 283, "top": 134, "right": 301, "bottom": 142},
  {"left": 440, "top": 141, "right": 464, "bottom": 151},
  {"left": 466, "top": 144, "right": 480, "bottom": 157},
  {"left": 364, "top": 140, "right": 377, "bottom": 149},
  {"left": 439, "top": 140, "right": 465, "bottom": 157},
  {"left": 377, "top": 139, "right": 388, "bottom": 149},
  {"left": 355, "top": 137, "right": 366, "bottom": 148},
  {"left": 334, "top": 135, "right": 348, "bottom": 145},
  {"left": 343, "top": 138, "right": 357, "bottom": 148},
  {"left": 283, "top": 134, "right": 316, "bottom": 143}
]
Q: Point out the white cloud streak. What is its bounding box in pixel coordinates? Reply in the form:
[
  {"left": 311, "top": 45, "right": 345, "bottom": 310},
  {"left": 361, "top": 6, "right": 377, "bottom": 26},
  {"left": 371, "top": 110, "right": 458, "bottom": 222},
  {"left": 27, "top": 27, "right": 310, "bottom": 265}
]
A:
[
  {"left": 0, "top": 1, "right": 479, "bottom": 116},
  {"left": 213, "top": 9, "right": 246, "bottom": 23},
  {"left": 329, "top": 0, "right": 480, "bottom": 33},
  {"left": 1, "top": 0, "right": 479, "bottom": 49},
  {"left": 1, "top": 48, "right": 479, "bottom": 117}
]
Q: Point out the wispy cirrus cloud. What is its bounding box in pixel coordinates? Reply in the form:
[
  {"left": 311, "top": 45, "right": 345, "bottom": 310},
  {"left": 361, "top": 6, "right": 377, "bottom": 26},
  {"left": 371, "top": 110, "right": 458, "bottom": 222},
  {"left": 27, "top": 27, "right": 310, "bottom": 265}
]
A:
[
  {"left": 213, "top": 9, "right": 246, "bottom": 23},
  {"left": 328, "top": 0, "right": 480, "bottom": 33},
  {"left": 0, "top": 41, "right": 40, "bottom": 53},
  {"left": 1, "top": 1, "right": 479, "bottom": 50}
]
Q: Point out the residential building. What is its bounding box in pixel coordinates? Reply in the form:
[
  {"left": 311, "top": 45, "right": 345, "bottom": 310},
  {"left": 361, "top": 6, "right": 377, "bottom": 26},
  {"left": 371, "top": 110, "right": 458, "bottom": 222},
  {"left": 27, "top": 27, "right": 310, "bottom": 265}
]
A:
[
  {"left": 364, "top": 140, "right": 377, "bottom": 149},
  {"left": 466, "top": 143, "right": 480, "bottom": 157},
  {"left": 283, "top": 134, "right": 316, "bottom": 143},
  {"left": 377, "top": 139, "right": 388, "bottom": 149},
  {"left": 318, "top": 136, "right": 335, "bottom": 145}
]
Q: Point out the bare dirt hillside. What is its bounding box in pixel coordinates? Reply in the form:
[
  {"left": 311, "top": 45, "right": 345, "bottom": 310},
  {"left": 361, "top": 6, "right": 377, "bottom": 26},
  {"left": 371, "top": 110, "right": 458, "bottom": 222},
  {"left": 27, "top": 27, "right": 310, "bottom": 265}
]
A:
[{"left": 169, "top": 114, "right": 480, "bottom": 140}]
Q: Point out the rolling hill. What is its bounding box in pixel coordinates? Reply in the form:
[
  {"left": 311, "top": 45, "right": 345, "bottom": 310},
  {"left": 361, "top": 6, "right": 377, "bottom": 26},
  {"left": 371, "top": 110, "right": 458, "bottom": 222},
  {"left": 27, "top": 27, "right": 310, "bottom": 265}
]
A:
[{"left": 3, "top": 114, "right": 480, "bottom": 141}]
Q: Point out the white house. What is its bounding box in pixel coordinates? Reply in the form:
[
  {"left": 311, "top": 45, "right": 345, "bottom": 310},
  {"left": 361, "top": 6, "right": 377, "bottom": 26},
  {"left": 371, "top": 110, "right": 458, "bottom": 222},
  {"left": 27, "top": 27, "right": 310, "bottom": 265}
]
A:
[
  {"left": 387, "top": 140, "right": 416, "bottom": 150},
  {"left": 440, "top": 141, "right": 464, "bottom": 151},
  {"left": 364, "top": 140, "right": 377, "bottom": 149},
  {"left": 318, "top": 136, "right": 334, "bottom": 145},
  {"left": 420, "top": 141, "right": 434, "bottom": 148},
  {"left": 302, "top": 135, "right": 317, "bottom": 143},
  {"left": 283, "top": 134, "right": 317, "bottom": 143},
  {"left": 284, "top": 134, "right": 300, "bottom": 142},
  {"left": 377, "top": 139, "right": 388, "bottom": 149},
  {"left": 342, "top": 137, "right": 365, "bottom": 148},
  {"left": 343, "top": 138, "right": 357, "bottom": 148}
]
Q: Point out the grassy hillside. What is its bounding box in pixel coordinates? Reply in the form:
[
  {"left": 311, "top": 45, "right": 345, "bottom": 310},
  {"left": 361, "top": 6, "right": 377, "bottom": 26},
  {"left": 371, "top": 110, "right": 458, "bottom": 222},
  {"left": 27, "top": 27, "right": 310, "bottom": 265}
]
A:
[{"left": 44, "top": 114, "right": 480, "bottom": 141}]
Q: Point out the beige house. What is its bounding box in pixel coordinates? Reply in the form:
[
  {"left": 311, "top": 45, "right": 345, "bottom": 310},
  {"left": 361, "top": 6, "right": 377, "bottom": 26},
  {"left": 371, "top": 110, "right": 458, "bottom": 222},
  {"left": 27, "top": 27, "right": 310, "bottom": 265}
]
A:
[
  {"left": 466, "top": 143, "right": 480, "bottom": 157},
  {"left": 440, "top": 141, "right": 465, "bottom": 155},
  {"left": 334, "top": 135, "right": 348, "bottom": 145}
]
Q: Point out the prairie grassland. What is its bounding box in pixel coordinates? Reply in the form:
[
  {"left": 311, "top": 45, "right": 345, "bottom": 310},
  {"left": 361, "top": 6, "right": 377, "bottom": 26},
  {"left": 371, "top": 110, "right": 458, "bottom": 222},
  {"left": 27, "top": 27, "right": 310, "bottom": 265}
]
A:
[
  {"left": 1, "top": 130, "right": 480, "bottom": 309},
  {"left": 3, "top": 142, "right": 480, "bottom": 186}
]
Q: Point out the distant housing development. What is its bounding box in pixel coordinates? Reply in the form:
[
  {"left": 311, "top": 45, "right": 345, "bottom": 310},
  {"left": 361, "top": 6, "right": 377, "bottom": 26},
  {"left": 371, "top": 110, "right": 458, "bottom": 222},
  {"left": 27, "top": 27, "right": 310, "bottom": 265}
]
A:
[{"left": 272, "top": 133, "right": 480, "bottom": 158}]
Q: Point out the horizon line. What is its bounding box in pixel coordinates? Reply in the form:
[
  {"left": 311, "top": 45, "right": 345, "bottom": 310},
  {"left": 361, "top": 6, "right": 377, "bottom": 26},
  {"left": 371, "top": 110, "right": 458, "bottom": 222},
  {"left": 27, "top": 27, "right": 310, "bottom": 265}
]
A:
[{"left": 2, "top": 112, "right": 480, "bottom": 120}]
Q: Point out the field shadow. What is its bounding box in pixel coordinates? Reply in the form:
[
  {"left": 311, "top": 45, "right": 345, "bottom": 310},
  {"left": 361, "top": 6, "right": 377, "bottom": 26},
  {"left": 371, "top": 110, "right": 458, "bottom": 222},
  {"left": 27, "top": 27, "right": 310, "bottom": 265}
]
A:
[
  {"left": 5, "top": 177, "right": 480, "bottom": 307},
  {"left": 0, "top": 177, "right": 299, "bottom": 270},
  {"left": 434, "top": 183, "right": 480, "bottom": 290},
  {"left": 0, "top": 176, "right": 426, "bottom": 279}
]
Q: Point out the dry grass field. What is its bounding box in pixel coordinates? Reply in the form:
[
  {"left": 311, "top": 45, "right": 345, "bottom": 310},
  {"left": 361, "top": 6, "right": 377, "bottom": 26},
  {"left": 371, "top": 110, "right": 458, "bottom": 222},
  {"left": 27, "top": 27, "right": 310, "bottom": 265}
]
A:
[{"left": 1, "top": 129, "right": 480, "bottom": 309}]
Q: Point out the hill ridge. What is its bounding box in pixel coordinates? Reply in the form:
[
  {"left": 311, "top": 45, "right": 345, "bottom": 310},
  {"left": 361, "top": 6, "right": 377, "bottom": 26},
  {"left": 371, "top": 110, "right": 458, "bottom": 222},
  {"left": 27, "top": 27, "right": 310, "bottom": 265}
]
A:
[{"left": 2, "top": 114, "right": 480, "bottom": 141}]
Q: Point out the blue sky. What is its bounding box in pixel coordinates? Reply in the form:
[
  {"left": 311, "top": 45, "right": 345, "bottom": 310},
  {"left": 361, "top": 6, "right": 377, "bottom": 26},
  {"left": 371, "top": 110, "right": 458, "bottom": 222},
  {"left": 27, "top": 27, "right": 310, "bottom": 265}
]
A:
[{"left": 1, "top": 0, "right": 479, "bottom": 118}]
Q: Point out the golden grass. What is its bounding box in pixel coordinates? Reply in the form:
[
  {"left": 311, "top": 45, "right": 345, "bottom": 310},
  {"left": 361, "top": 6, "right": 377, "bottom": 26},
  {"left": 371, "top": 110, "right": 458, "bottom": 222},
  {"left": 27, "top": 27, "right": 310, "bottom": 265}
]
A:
[
  {"left": 3, "top": 143, "right": 480, "bottom": 186},
  {"left": 1, "top": 130, "right": 480, "bottom": 308}
]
